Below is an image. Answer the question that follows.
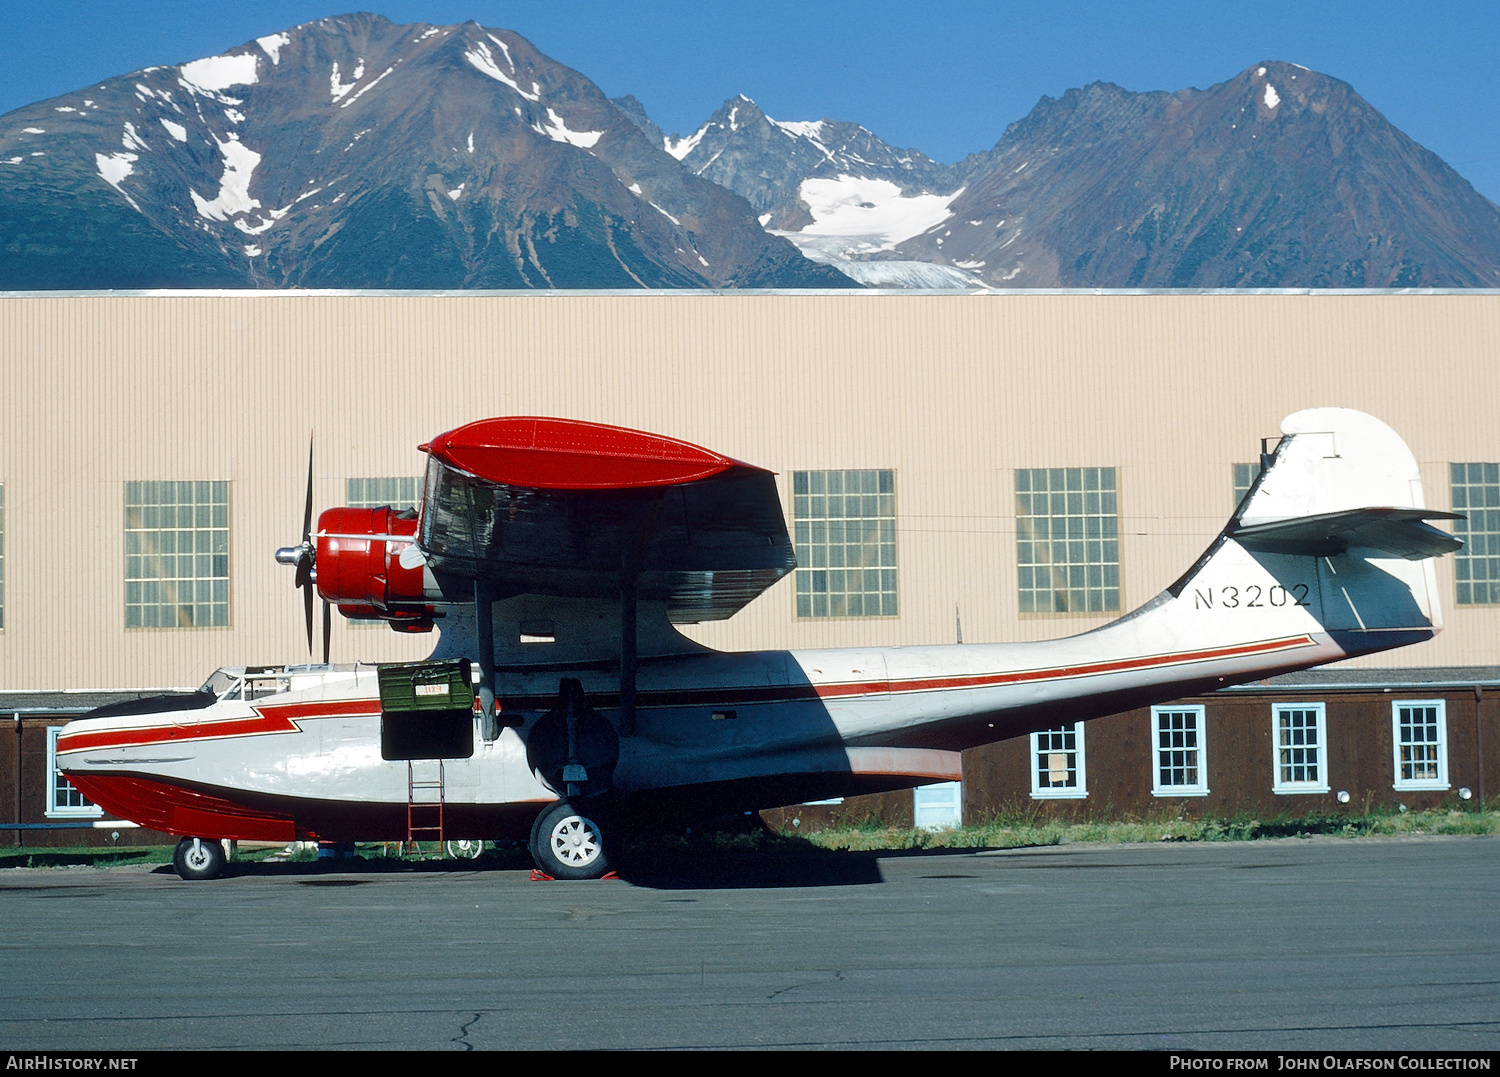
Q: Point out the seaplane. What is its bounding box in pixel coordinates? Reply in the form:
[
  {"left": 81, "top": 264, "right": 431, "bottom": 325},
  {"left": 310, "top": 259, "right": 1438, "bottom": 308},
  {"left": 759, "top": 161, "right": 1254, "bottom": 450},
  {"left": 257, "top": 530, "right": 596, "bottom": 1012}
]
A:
[{"left": 56, "top": 408, "right": 1460, "bottom": 880}]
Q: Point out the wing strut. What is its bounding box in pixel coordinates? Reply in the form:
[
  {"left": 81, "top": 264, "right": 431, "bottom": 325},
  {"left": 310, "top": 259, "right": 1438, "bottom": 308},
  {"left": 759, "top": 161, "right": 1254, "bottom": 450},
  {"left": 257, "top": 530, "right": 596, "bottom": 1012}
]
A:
[
  {"left": 475, "top": 578, "right": 500, "bottom": 741},
  {"left": 620, "top": 581, "right": 637, "bottom": 737},
  {"left": 617, "top": 495, "right": 664, "bottom": 738}
]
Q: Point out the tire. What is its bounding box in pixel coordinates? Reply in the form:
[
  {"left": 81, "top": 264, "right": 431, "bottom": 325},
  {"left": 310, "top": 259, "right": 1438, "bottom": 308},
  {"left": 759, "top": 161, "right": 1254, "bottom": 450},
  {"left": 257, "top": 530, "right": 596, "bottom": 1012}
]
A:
[
  {"left": 445, "top": 839, "right": 485, "bottom": 860},
  {"left": 172, "top": 837, "right": 227, "bottom": 881},
  {"left": 529, "top": 800, "right": 611, "bottom": 880}
]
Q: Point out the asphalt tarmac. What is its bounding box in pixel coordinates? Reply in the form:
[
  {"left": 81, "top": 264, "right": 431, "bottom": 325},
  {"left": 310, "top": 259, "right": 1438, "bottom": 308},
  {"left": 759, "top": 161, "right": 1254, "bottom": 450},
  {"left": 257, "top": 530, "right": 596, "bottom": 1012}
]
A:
[{"left": 0, "top": 836, "right": 1495, "bottom": 1051}]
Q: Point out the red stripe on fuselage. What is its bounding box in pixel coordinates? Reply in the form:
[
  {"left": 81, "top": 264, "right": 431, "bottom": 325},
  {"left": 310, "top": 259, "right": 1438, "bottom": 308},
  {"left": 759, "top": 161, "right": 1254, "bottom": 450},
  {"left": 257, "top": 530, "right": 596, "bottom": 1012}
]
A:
[
  {"left": 495, "top": 634, "right": 1319, "bottom": 711},
  {"left": 55, "top": 697, "right": 380, "bottom": 753},
  {"left": 813, "top": 634, "right": 1317, "bottom": 699}
]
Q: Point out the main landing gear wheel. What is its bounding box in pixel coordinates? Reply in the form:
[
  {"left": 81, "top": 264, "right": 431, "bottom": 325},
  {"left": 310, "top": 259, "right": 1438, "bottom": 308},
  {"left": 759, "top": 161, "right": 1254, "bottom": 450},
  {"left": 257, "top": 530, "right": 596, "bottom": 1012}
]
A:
[
  {"left": 529, "top": 800, "right": 611, "bottom": 880},
  {"left": 172, "top": 837, "right": 228, "bottom": 881},
  {"left": 445, "top": 839, "right": 485, "bottom": 860}
]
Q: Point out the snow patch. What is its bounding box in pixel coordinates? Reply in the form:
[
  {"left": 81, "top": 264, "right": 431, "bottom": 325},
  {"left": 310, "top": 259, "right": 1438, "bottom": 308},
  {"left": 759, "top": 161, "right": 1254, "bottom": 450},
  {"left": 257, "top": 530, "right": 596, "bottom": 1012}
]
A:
[
  {"left": 341, "top": 64, "right": 396, "bottom": 108},
  {"left": 531, "top": 108, "right": 602, "bottom": 148},
  {"left": 243, "top": 244, "right": 261, "bottom": 256},
  {"left": 233, "top": 205, "right": 288, "bottom": 235},
  {"left": 487, "top": 33, "right": 516, "bottom": 70},
  {"left": 772, "top": 119, "right": 825, "bottom": 140},
  {"left": 1263, "top": 84, "right": 1280, "bottom": 109},
  {"left": 180, "top": 53, "right": 259, "bottom": 92},
  {"left": 1257, "top": 66, "right": 1267, "bottom": 77},
  {"left": 189, "top": 134, "right": 261, "bottom": 221},
  {"left": 467, "top": 132, "right": 474, "bottom": 154},
  {"left": 1000, "top": 266, "right": 1023, "bottom": 281},
  {"left": 122, "top": 122, "right": 149, "bottom": 151},
  {"left": 225, "top": 107, "right": 245, "bottom": 123},
  {"left": 758, "top": 212, "right": 772, "bottom": 226},
  {"left": 465, "top": 40, "right": 539, "bottom": 101},
  {"left": 54, "top": 107, "right": 76, "bottom": 113},
  {"left": 665, "top": 126, "right": 706, "bottom": 160},
  {"left": 329, "top": 60, "right": 362, "bottom": 102},
  {"left": 954, "top": 259, "right": 985, "bottom": 269},
  {"left": 22, "top": 127, "right": 43, "bottom": 134},
  {"left": 629, "top": 183, "right": 643, "bottom": 195},
  {"left": 95, "top": 152, "right": 141, "bottom": 209},
  {"left": 159, "top": 119, "right": 187, "bottom": 141},
  {"left": 417, "top": 28, "right": 440, "bottom": 41},
  {"left": 792, "top": 175, "right": 964, "bottom": 250},
  {"left": 447, "top": 183, "right": 464, "bottom": 200},
  {"left": 3, "top": 157, "right": 21, "bottom": 164},
  {"left": 650, "top": 202, "right": 680, "bottom": 226},
  {"left": 256, "top": 33, "right": 290, "bottom": 65}
]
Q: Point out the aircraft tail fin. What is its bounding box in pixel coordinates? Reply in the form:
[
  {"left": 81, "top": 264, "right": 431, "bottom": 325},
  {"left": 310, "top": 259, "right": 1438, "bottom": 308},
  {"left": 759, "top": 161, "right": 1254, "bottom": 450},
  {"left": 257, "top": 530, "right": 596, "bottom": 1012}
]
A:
[{"left": 1151, "top": 408, "right": 1457, "bottom": 668}]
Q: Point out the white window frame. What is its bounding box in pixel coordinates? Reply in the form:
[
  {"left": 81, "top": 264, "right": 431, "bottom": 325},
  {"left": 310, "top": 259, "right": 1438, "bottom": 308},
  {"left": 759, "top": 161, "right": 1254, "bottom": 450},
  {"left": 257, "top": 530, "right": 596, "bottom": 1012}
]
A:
[
  {"left": 1151, "top": 705, "right": 1209, "bottom": 797},
  {"left": 1030, "top": 722, "right": 1088, "bottom": 799},
  {"left": 1272, "top": 702, "right": 1331, "bottom": 795},
  {"left": 1391, "top": 699, "right": 1449, "bottom": 791},
  {"left": 46, "top": 726, "right": 102, "bottom": 818}
]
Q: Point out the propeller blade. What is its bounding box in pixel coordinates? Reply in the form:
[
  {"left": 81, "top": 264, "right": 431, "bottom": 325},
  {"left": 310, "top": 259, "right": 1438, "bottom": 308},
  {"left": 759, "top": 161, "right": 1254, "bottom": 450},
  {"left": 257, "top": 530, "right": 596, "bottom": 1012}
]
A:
[
  {"left": 322, "top": 600, "right": 332, "bottom": 665},
  {"left": 301, "top": 433, "right": 314, "bottom": 543},
  {"left": 303, "top": 576, "right": 315, "bottom": 655}
]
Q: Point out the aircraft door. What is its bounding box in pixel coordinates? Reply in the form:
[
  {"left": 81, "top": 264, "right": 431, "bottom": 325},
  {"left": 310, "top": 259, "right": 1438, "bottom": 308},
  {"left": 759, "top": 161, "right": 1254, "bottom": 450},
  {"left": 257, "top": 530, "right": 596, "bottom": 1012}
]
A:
[{"left": 377, "top": 660, "right": 476, "bottom": 760}]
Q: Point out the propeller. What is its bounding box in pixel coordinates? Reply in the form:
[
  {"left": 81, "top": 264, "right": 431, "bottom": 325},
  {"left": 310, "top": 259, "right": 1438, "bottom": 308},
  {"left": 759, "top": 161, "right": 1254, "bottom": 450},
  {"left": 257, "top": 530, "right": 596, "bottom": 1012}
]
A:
[{"left": 274, "top": 435, "right": 332, "bottom": 663}]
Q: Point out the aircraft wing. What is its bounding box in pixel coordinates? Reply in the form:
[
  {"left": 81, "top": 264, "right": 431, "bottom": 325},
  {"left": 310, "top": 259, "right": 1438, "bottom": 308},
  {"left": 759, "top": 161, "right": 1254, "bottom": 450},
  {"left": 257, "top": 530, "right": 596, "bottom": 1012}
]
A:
[{"left": 416, "top": 417, "right": 795, "bottom": 622}]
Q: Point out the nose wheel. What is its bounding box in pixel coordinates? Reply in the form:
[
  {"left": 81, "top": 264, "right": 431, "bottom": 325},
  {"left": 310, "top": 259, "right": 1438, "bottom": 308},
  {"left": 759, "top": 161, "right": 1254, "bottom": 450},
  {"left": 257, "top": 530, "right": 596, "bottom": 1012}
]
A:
[{"left": 528, "top": 800, "right": 612, "bottom": 880}]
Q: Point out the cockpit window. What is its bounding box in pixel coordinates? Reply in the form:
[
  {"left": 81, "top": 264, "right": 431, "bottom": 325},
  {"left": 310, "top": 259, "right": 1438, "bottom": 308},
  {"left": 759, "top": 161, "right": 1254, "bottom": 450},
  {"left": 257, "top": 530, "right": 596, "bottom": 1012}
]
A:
[
  {"left": 199, "top": 669, "right": 242, "bottom": 700},
  {"left": 244, "top": 675, "right": 291, "bottom": 701}
]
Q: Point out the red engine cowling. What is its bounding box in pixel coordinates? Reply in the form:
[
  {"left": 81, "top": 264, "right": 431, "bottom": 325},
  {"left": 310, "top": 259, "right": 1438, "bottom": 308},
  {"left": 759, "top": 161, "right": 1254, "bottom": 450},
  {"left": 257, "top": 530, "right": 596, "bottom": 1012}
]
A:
[{"left": 315, "top": 507, "right": 436, "bottom": 631}]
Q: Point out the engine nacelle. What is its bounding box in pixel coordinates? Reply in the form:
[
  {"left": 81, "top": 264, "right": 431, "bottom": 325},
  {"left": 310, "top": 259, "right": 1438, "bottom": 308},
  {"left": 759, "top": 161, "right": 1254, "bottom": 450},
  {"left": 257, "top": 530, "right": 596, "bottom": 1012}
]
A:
[{"left": 315, "top": 507, "right": 439, "bottom": 630}]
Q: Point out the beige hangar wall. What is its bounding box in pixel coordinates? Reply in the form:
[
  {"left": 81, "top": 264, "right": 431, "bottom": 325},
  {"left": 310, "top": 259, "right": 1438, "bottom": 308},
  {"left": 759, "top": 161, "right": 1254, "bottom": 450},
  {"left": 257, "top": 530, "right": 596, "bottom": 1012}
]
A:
[{"left": 0, "top": 290, "right": 1495, "bottom": 690}]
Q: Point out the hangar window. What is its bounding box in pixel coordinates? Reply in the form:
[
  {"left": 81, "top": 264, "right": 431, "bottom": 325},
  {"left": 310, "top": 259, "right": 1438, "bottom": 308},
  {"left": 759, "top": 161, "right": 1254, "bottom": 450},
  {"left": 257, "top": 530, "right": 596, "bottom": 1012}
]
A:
[
  {"left": 1272, "top": 703, "right": 1330, "bottom": 794},
  {"left": 792, "top": 470, "right": 897, "bottom": 618},
  {"left": 0, "top": 482, "right": 5, "bottom": 630},
  {"left": 1030, "top": 723, "right": 1087, "bottom": 799},
  {"left": 1450, "top": 463, "right": 1500, "bottom": 604},
  {"left": 1151, "top": 705, "right": 1208, "bottom": 796},
  {"left": 346, "top": 476, "right": 421, "bottom": 511},
  {"left": 124, "top": 481, "right": 230, "bottom": 629},
  {"left": 1392, "top": 700, "right": 1449, "bottom": 791},
  {"left": 46, "top": 726, "right": 100, "bottom": 818},
  {"left": 1233, "top": 462, "right": 1262, "bottom": 511},
  {"left": 1015, "top": 467, "right": 1119, "bottom": 614}
]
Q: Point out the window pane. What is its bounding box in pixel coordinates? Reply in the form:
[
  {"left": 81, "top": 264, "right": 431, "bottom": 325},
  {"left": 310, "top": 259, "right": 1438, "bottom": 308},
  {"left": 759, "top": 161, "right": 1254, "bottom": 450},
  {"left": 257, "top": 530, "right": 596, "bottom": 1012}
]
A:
[
  {"left": 1015, "top": 467, "right": 1120, "bottom": 614},
  {"left": 124, "top": 481, "right": 230, "bottom": 629},
  {"left": 1452, "top": 465, "right": 1500, "bottom": 604},
  {"left": 792, "top": 470, "right": 896, "bottom": 618}
]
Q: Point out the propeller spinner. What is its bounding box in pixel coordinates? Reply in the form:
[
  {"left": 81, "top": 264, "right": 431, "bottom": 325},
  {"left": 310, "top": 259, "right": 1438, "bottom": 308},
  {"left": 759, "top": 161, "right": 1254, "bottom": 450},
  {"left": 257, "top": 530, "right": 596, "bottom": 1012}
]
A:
[{"left": 274, "top": 437, "right": 332, "bottom": 663}]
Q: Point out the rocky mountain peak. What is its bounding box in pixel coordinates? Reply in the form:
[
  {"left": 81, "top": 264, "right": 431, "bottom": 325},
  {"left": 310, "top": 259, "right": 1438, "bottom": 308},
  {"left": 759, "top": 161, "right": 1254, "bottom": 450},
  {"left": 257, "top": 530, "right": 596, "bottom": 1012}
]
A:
[{"left": 0, "top": 14, "right": 853, "bottom": 289}]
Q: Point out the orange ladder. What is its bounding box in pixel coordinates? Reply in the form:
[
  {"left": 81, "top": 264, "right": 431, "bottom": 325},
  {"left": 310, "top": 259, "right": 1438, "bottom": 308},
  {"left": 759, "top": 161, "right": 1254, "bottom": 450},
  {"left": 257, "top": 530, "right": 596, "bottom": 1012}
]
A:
[{"left": 406, "top": 759, "right": 446, "bottom": 852}]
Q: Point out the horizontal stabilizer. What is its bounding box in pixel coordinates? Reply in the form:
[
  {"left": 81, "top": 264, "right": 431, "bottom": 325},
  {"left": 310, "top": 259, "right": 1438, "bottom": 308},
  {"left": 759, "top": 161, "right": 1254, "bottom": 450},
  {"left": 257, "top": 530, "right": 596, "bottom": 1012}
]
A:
[{"left": 1228, "top": 507, "right": 1463, "bottom": 560}]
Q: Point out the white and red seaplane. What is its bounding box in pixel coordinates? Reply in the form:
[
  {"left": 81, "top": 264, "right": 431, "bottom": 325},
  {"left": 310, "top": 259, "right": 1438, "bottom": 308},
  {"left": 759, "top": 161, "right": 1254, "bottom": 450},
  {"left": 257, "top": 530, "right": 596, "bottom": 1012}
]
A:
[{"left": 56, "top": 408, "right": 1460, "bottom": 880}]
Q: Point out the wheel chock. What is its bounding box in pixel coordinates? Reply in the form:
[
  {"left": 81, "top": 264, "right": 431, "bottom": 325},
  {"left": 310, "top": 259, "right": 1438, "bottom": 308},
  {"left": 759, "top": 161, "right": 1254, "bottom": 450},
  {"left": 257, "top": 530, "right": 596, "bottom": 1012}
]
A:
[{"left": 529, "top": 868, "right": 555, "bottom": 881}]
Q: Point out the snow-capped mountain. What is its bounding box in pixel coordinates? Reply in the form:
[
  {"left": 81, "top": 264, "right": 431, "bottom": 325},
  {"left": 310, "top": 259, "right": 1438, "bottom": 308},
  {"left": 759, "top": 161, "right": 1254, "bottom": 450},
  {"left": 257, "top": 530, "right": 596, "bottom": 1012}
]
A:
[
  {"left": 0, "top": 14, "right": 854, "bottom": 289},
  {"left": 889, "top": 62, "right": 1500, "bottom": 288},
  {"left": 649, "top": 64, "right": 1500, "bottom": 289},
  {"left": 639, "top": 94, "right": 977, "bottom": 286}
]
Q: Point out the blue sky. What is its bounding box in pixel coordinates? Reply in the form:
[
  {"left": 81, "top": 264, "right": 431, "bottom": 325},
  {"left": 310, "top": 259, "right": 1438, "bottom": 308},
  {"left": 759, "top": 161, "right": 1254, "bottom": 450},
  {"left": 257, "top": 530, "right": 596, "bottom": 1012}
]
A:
[{"left": 3, "top": 1, "right": 1498, "bottom": 201}]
